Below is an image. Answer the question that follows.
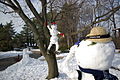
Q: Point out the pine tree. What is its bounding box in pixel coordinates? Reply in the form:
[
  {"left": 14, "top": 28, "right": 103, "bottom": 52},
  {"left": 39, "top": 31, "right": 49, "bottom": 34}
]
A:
[{"left": 0, "top": 22, "right": 15, "bottom": 51}]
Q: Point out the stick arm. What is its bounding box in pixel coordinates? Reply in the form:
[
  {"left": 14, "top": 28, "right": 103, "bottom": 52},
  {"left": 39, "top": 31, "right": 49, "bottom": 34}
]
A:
[{"left": 47, "top": 25, "right": 52, "bottom": 31}]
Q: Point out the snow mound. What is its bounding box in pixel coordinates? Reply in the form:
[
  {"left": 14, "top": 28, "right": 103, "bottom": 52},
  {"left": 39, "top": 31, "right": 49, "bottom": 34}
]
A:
[
  {"left": 0, "top": 52, "right": 48, "bottom": 80},
  {"left": 0, "top": 52, "right": 120, "bottom": 80}
]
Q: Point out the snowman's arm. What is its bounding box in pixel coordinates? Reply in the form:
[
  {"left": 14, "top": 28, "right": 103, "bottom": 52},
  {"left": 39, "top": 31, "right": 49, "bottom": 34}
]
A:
[
  {"left": 47, "top": 25, "right": 52, "bottom": 31},
  {"left": 61, "top": 45, "right": 79, "bottom": 79},
  {"left": 58, "top": 31, "right": 65, "bottom": 37},
  {"left": 58, "top": 31, "right": 61, "bottom": 34},
  {"left": 62, "top": 46, "right": 75, "bottom": 71},
  {"left": 63, "top": 45, "right": 76, "bottom": 62}
]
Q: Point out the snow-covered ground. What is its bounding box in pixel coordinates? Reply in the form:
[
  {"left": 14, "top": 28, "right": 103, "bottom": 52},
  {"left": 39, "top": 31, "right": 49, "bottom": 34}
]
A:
[
  {"left": 0, "top": 51, "right": 32, "bottom": 59},
  {"left": 0, "top": 50, "right": 120, "bottom": 80}
]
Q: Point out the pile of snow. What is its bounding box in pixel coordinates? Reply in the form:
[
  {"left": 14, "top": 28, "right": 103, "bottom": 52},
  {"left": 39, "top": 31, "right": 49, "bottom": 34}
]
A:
[
  {"left": 0, "top": 51, "right": 32, "bottom": 59},
  {"left": 0, "top": 51, "right": 120, "bottom": 80}
]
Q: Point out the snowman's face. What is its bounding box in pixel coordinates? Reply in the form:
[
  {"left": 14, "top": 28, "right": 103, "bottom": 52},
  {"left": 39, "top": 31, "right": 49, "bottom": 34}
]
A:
[{"left": 51, "top": 24, "right": 57, "bottom": 30}]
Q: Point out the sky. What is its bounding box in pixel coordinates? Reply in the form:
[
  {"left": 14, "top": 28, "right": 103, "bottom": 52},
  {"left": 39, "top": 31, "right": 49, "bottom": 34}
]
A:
[{"left": 0, "top": 12, "right": 24, "bottom": 33}]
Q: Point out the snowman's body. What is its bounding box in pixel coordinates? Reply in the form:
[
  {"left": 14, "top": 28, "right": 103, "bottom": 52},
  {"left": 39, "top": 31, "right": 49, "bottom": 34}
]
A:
[
  {"left": 49, "top": 29, "right": 59, "bottom": 43},
  {"left": 75, "top": 40, "right": 115, "bottom": 70},
  {"left": 47, "top": 24, "right": 60, "bottom": 51},
  {"left": 62, "top": 40, "right": 116, "bottom": 80},
  {"left": 75, "top": 40, "right": 115, "bottom": 80}
]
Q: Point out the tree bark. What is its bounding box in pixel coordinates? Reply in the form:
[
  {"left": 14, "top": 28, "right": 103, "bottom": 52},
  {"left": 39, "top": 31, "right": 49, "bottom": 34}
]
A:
[
  {"left": 45, "top": 54, "right": 59, "bottom": 79},
  {"left": 112, "top": 14, "right": 117, "bottom": 38},
  {"left": 45, "top": 44, "right": 59, "bottom": 79}
]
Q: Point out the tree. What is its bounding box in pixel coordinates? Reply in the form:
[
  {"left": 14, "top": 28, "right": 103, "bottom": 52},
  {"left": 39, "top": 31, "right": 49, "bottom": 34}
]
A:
[
  {"left": 0, "top": 0, "right": 58, "bottom": 79},
  {"left": 12, "top": 33, "right": 24, "bottom": 48},
  {"left": 0, "top": 22, "right": 15, "bottom": 51},
  {"left": 13, "top": 25, "right": 37, "bottom": 49},
  {"left": 58, "top": 2, "right": 81, "bottom": 48},
  {"left": 21, "top": 25, "right": 34, "bottom": 47},
  {"left": 67, "top": 0, "right": 120, "bottom": 37}
]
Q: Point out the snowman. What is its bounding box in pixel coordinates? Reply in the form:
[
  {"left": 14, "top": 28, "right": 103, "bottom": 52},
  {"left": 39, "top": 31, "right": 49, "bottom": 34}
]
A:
[
  {"left": 47, "top": 22, "right": 64, "bottom": 54},
  {"left": 61, "top": 27, "right": 118, "bottom": 80}
]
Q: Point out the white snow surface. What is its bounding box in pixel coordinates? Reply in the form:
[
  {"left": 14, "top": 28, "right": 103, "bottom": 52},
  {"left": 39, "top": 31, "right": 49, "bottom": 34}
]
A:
[
  {"left": 0, "top": 51, "right": 120, "bottom": 80},
  {"left": 0, "top": 51, "right": 32, "bottom": 59}
]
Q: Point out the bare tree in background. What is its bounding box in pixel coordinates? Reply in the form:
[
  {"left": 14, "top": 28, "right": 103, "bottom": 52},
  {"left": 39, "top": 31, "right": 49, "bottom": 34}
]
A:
[
  {"left": 57, "top": 1, "right": 83, "bottom": 48},
  {"left": 108, "top": 0, "right": 119, "bottom": 37},
  {"left": 70, "top": 0, "right": 120, "bottom": 37}
]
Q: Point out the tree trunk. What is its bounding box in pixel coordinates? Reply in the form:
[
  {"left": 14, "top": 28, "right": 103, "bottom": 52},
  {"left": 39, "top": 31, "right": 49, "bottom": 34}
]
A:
[
  {"left": 45, "top": 44, "right": 59, "bottom": 79},
  {"left": 118, "top": 29, "right": 120, "bottom": 38},
  {"left": 66, "top": 36, "right": 70, "bottom": 48},
  {"left": 45, "top": 54, "right": 59, "bottom": 79},
  {"left": 112, "top": 14, "right": 117, "bottom": 38}
]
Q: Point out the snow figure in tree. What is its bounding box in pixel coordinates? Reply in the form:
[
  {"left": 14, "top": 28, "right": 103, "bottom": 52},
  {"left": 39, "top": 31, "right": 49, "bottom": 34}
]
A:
[
  {"left": 61, "top": 27, "right": 118, "bottom": 80},
  {"left": 47, "top": 22, "right": 64, "bottom": 54}
]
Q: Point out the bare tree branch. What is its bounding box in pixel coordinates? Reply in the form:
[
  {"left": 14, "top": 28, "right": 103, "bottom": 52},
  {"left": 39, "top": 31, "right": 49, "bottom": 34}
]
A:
[
  {"left": 25, "top": 0, "right": 43, "bottom": 25},
  {"left": 13, "top": 0, "right": 22, "bottom": 9},
  {"left": 0, "top": 0, "right": 19, "bottom": 11},
  {"left": 0, "top": 0, "right": 14, "bottom": 8},
  {"left": 0, "top": 9, "right": 15, "bottom": 14},
  {"left": 66, "top": 5, "right": 120, "bottom": 36},
  {"left": 95, "top": 5, "right": 120, "bottom": 20},
  {"left": 53, "top": 11, "right": 63, "bottom": 21},
  {"left": 53, "top": 0, "right": 85, "bottom": 22},
  {"left": 54, "top": 14, "right": 63, "bottom": 21},
  {"left": 50, "top": 0, "right": 54, "bottom": 21},
  {"left": 93, "top": 5, "right": 120, "bottom": 25},
  {"left": 40, "top": 0, "right": 47, "bottom": 22}
]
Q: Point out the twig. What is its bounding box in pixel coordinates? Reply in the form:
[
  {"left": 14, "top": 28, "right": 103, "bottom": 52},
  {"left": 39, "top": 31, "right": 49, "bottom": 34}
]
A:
[{"left": 111, "top": 66, "right": 120, "bottom": 71}]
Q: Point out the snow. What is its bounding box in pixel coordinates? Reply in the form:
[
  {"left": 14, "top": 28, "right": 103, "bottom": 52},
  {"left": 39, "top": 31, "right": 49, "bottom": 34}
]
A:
[
  {"left": 0, "top": 51, "right": 32, "bottom": 59},
  {"left": 0, "top": 50, "right": 120, "bottom": 80}
]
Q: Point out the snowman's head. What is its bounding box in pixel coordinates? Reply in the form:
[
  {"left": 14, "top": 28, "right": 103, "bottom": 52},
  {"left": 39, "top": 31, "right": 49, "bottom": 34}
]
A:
[
  {"left": 51, "top": 22, "right": 57, "bottom": 30},
  {"left": 86, "top": 27, "right": 112, "bottom": 43}
]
